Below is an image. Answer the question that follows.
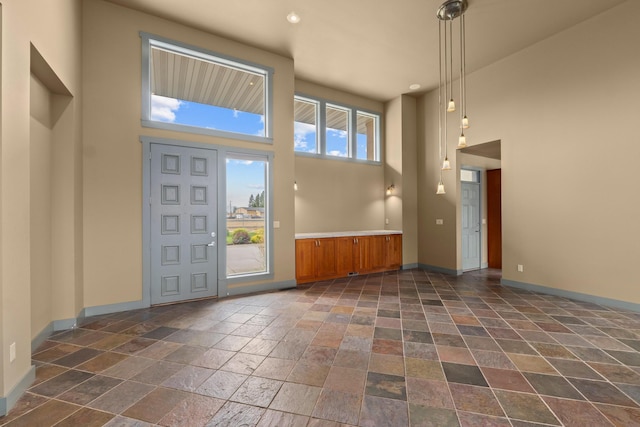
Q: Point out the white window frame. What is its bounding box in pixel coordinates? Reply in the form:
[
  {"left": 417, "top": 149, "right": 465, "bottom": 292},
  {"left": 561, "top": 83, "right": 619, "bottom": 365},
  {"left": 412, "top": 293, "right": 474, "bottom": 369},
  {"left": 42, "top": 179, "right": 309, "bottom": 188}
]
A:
[
  {"left": 325, "top": 103, "right": 352, "bottom": 159},
  {"left": 224, "top": 151, "right": 273, "bottom": 281},
  {"left": 294, "top": 94, "right": 381, "bottom": 163},
  {"left": 293, "top": 96, "right": 320, "bottom": 154},
  {"left": 141, "top": 32, "right": 274, "bottom": 144}
]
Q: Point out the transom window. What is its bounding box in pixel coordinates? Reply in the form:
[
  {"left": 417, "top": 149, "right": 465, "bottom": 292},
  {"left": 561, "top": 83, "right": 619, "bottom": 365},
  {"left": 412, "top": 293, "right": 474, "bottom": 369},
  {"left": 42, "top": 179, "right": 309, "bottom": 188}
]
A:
[
  {"left": 294, "top": 95, "right": 380, "bottom": 162},
  {"left": 461, "top": 169, "right": 480, "bottom": 182},
  {"left": 141, "top": 33, "right": 273, "bottom": 143}
]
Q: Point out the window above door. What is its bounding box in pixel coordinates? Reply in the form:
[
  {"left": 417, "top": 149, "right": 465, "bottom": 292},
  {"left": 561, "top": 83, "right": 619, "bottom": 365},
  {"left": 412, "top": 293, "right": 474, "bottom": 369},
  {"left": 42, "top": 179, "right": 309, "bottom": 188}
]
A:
[{"left": 141, "top": 33, "right": 273, "bottom": 144}]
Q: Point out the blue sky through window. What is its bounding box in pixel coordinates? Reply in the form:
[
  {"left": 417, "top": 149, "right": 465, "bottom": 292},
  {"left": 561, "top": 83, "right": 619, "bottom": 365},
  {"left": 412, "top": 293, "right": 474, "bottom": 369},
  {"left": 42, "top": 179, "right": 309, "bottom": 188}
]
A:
[
  {"left": 226, "top": 159, "right": 266, "bottom": 215},
  {"left": 326, "top": 129, "right": 348, "bottom": 157},
  {"left": 151, "top": 95, "right": 265, "bottom": 137}
]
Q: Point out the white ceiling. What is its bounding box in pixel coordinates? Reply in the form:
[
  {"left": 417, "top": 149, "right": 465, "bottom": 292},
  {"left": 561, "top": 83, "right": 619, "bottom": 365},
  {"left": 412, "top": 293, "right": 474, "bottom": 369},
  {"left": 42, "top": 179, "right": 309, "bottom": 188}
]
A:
[{"left": 106, "top": 0, "right": 626, "bottom": 102}]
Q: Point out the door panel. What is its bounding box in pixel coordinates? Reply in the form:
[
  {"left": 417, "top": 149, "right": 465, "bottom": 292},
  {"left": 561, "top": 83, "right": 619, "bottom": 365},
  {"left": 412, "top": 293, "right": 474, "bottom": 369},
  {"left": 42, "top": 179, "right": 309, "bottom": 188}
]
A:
[
  {"left": 462, "top": 181, "right": 481, "bottom": 271},
  {"left": 487, "top": 169, "right": 502, "bottom": 268},
  {"left": 151, "top": 144, "right": 218, "bottom": 305}
]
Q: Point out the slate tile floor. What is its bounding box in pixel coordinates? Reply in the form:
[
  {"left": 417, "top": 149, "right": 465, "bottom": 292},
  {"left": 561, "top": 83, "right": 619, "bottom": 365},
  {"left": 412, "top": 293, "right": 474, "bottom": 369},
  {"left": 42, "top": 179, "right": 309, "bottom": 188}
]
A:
[{"left": 3, "top": 268, "right": 640, "bottom": 426}]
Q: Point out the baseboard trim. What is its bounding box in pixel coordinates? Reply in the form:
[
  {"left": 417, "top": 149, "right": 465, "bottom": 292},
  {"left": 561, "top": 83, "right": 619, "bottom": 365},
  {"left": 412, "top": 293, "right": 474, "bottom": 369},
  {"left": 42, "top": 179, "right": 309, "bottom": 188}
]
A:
[
  {"left": 31, "top": 323, "right": 54, "bottom": 353},
  {"left": 82, "top": 299, "right": 148, "bottom": 318},
  {"left": 418, "top": 263, "right": 462, "bottom": 276},
  {"left": 228, "top": 280, "right": 297, "bottom": 297},
  {"left": 32, "top": 309, "right": 87, "bottom": 352},
  {"left": 501, "top": 279, "right": 640, "bottom": 313},
  {"left": 402, "top": 263, "right": 419, "bottom": 270},
  {"left": 0, "top": 365, "right": 35, "bottom": 416}
]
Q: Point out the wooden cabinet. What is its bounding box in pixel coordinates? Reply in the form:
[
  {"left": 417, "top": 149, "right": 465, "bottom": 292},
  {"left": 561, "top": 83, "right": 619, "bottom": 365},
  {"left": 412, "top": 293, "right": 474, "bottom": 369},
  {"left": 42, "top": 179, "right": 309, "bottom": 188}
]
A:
[
  {"left": 315, "top": 238, "right": 338, "bottom": 278},
  {"left": 296, "top": 233, "right": 402, "bottom": 284},
  {"left": 295, "top": 238, "right": 337, "bottom": 282},
  {"left": 385, "top": 234, "right": 403, "bottom": 269},
  {"left": 335, "top": 237, "right": 357, "bottom": 277}
]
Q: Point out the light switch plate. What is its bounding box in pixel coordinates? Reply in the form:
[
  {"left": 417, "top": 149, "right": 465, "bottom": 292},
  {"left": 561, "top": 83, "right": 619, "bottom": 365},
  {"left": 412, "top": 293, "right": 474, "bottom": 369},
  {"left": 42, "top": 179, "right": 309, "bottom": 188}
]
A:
[
  {"left": 273, "top": 221, "right": 280, "bottom": 229},
  {"left": 436, "top": 219, "right": 444, "bottom": 225}
]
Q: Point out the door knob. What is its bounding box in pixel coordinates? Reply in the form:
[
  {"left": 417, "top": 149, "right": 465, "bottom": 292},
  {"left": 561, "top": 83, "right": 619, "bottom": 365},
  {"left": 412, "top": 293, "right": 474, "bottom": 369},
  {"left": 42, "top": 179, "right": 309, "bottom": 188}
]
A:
[
  {"left": 207, "top": 241, "right": 216, "bottom": 247},
  {"left": 211, "top": 232, "right": 216, "bottom": 237}
]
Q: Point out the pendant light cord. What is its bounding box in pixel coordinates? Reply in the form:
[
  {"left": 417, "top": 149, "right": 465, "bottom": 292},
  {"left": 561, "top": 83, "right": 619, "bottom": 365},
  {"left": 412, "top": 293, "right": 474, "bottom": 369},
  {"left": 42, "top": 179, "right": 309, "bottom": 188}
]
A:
[
  {"left": 438, "top": 20, "right": 443, "bottom": 164},
  {"left": 462, "top": 14, "right": 467, "bottom": 119}
]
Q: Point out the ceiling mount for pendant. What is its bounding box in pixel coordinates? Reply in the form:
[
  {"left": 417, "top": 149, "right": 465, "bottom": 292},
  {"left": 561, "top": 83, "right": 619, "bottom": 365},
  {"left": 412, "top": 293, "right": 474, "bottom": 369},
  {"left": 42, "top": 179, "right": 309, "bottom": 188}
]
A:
[{"left": 436, "top": 0, "right": 467, "bottom": 21}]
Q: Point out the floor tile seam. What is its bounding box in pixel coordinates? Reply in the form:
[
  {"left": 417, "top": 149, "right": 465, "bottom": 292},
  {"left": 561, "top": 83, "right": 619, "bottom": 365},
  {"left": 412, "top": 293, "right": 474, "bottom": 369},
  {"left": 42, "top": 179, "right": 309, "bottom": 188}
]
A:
[
  {"left": 82, "top": 380, "right": 161, "bottom": 415},
  {"left": 545, "top": 397, "right": 622, "bottom": 427},
  {"left": 42, "top": 347, "right": 138, "bottom": 371},
  {"left": 0, "top": 393, "right": 53, "bottom": 426},
  {"left": 453, "top": 409, "right": 511, "bottom": 426},
  {"left": 9, "top": 397, "right": 87, "bottom": 427},
  {"left": 57, "top": 398, "right": 122, "bottom": 424},
  {"left": 565, "top": 374, "right": 640, "bottom": 407},
  {"left": 29, "top": 367, "right": 104, "bottom": 398}
]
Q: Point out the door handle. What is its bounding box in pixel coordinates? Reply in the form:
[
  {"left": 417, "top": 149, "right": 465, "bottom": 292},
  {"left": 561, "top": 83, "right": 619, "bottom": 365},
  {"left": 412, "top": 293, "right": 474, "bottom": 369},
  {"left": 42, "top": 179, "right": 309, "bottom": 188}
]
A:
[{"left": 208, "top": 241, "right": 216, "bottom": 247}]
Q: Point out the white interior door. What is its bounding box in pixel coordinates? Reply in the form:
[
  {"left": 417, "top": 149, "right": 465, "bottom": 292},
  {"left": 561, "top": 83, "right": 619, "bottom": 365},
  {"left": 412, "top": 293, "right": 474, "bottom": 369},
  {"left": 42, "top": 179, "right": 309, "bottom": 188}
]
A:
[
  {"left": 462, "top": 181, "right": 481, "bottom": 271},
  {"left": 150, "top": 143, "right": 218, "bottom": 305}
]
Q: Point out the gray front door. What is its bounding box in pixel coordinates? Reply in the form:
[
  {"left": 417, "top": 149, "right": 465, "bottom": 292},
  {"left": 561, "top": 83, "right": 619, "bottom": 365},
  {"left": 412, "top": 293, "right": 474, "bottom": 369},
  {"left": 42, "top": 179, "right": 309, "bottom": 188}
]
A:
[
  {"left": 462, "top": 181, "right": 481, "bottom": 271},
  {"left": 150, "top": 143, "right": 218, "bottom": 305}
]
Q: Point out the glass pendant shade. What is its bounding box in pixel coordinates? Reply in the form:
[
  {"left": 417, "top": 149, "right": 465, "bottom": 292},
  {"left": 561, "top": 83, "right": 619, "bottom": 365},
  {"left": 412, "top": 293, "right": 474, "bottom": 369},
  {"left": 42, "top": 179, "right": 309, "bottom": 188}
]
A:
[
  {"left": 458, "top": 132, "right": 467, "bottom": 148},
  {"left": 442, "top": 157, "right": 451, "bottom": 170},
  {"left": 462, "top": 115, "right": 469, "bottom": 129},
  {"left": 447, "top": 99, "right": 456, "bottom": 112},
  {"left": 436, "top": 181, "right": 446, "bottom": 194}
]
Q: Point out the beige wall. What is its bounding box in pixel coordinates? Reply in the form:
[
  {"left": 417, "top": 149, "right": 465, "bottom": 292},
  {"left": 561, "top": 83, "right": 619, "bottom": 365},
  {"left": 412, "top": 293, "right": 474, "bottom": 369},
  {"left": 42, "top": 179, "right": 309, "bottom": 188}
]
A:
[
  {"left": 1, "top": 0, "right": 82, "bottom": 403},
  {"left": 82, "top": 0, "right": 296, "bottom": 305},
  {"left": 294, "top": 80, "right": 386, "bottom": 233},
  {"left": 417, "top": 89, "right": 458, "bottom": 271},
  {"left": 419, "top": 1, "right": 640, "bottom": 303},
  {"left": 30, "top": 75, "right": 53, "bottom": 338},
  {"left": 295, "top": 156, "right": 384, "bottom": 233},
  {"left": 385, "top": 95, "right": 419, "bottom": 266}
]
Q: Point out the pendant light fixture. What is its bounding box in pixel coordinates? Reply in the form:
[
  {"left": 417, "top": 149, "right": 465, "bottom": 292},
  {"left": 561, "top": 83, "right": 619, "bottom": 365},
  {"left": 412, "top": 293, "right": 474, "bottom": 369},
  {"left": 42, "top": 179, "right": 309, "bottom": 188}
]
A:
[{"left": 436, "top": 0, "right": 470, "bottom": 193}]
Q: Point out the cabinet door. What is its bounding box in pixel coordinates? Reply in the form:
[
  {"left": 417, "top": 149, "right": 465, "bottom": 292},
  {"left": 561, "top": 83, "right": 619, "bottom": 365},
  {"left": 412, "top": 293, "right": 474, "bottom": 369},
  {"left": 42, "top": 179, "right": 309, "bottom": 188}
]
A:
[
  {"left": 385, "top": 234, "right": 403, "bottom": 269},
  {"left": 355, "top": 236, "right": 371, "bottom": 273},
  {"left": 315, "top": 238, "right": 338, "bottom": 278},
  {"left": 295, "top": 239, "right": 317, "bottom": 282},
  {"left": 369, "top": 235, "right": 387, "bottom": 271},
  {"left": 335, "top": 237, "right": 356, "bottom": 276}
]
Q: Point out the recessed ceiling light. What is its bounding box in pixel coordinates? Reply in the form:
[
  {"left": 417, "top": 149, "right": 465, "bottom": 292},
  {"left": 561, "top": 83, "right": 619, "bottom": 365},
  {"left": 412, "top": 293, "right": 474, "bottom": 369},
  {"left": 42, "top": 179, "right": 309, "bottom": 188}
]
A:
[
  {"left": 409, "top": 83, "right": 421, "bottom": 90},
  {"left": 287, "top": 12, "right": 301, "bottom": 24}
]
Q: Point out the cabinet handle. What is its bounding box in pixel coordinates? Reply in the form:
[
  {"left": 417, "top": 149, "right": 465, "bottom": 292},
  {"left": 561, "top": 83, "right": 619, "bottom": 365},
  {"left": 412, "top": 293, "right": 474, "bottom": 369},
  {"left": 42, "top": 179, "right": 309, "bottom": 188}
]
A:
[{"left": 316, "top": 240, "right": 319, "bottom": 247}]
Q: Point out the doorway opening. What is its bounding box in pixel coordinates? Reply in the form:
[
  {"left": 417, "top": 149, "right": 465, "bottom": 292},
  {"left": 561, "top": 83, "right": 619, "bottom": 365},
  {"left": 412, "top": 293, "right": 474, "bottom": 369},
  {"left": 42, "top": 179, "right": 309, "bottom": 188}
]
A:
[{"left": 458, "top": 140, "right": 502, "bottom": 273}]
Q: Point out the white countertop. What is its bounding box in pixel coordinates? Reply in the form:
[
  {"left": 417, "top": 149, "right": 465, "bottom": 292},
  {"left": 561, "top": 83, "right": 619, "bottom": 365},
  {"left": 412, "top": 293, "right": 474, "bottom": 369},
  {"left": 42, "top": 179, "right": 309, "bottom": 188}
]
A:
[{"left": 295, "top": 230, "right": 402, "bottom": 239}]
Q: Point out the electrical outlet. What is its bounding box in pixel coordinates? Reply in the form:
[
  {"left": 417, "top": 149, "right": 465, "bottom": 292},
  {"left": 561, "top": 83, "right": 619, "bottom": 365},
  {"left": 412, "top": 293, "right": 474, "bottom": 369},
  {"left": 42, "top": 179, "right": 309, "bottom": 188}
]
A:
[
  {"left": 385, "top": 218, "right": 389, "bottom": 225},
  {"left": 517, "top": 264, "right": 524, "bottom": 272},
  {"left": 9, "top": 342, "right": 16, "bottom": 362}
]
